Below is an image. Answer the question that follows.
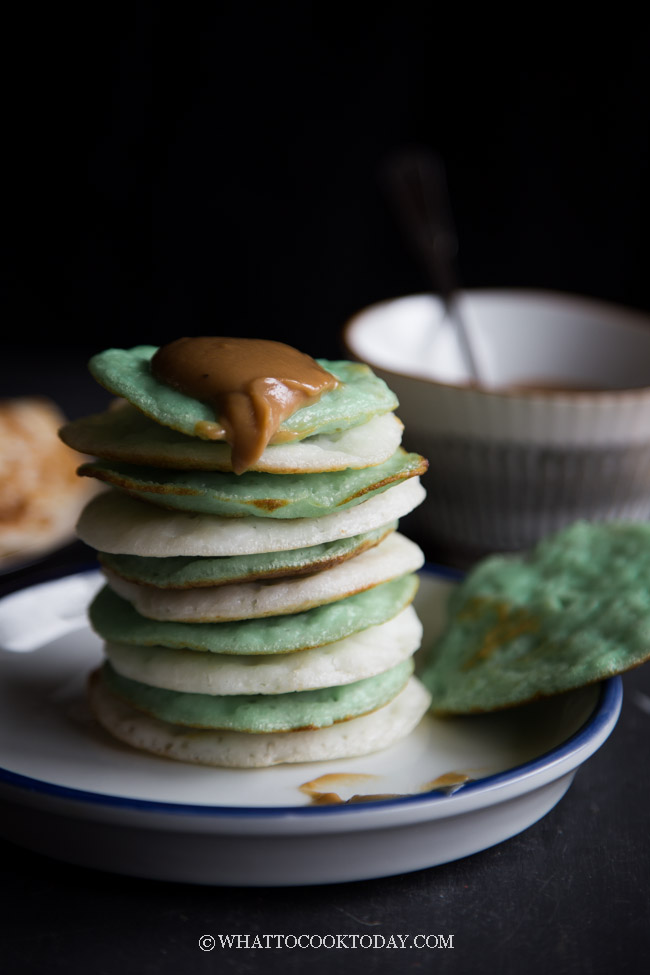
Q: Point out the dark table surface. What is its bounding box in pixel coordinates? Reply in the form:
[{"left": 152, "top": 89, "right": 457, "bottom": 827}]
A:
[
  {"left": 1, "top": 350, "right": 650, "bottom": 975},
  {"left": 3, "top": 12, "right": 650, "bottom": 967}
]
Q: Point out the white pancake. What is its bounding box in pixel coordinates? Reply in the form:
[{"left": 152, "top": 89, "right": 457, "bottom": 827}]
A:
[
  {"left": 103, "top": 605, "right": 423, "bottom": 694},
  {"left": 101, "top": 533, "right": 424, "bottom": 622},
  {"left": 88, "top": 670, "right": 432, "bottom": 767},
  {"left": 61, "top": 405, "right": 405, "bottom": 472},
  {"left": 76, "top": 478, "right": 426, "bottom": 557}
]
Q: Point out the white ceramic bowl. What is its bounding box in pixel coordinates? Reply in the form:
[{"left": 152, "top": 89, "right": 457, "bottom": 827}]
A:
[{"left": 343, "top": 289, "right": 650, "bottom": 562}]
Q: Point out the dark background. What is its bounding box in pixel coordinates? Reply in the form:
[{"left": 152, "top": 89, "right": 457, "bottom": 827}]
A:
[
  {"left": 2, "top": 6, "right": 649, "bottom": 394},
  {"left": 2, "top": 9, "right": 650, "bottom": 974}
]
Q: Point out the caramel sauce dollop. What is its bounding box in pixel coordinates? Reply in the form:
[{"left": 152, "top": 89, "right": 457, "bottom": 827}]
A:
[{"left": 151, "top": 337, "right": 340, "bottom": 474}]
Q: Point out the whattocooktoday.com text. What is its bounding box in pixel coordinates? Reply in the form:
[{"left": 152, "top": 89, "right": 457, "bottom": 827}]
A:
[{"left": 199, "top": 933, "right": 454, "bottom": 951}]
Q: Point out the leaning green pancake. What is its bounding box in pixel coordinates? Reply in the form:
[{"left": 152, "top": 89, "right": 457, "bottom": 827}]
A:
[
  {"left": 103, "top": 605, "right": 423, "bottom": 695},
  {"left": 88, "top": 348, "right": 399, "bottom": 442},
  {"left": 101, "top": 533, "right": 424, "bottom": 622},
  {"left": 421, "top": 520, "right": 650, "bottom": 715},
  {"left": 88, "top": 672, "right": 432, "bottom": 767},
  {"left": 60, "top": 402, "right": 404, "bottom": 473},
  {"left": 99, "top": 657, "right": 413, "bottom": 732},
  {"left": 98, "top": 522, "right": 397, "bottom": 588},
  {"left": 76, "top": 479, "right": 425, "bottom": 556},
  {"left": 77, "top": 449, "right": 427, "bottom": 518},
  {"left": 90, "top": 572, "right": 419, "bottom": 654}
]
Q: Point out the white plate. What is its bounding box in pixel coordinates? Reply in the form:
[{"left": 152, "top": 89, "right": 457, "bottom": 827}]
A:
[{"left": 0, "top": 567, "right": 622, "bottom": 886}]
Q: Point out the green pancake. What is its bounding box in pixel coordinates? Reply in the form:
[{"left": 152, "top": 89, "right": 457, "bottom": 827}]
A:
[
  {"left": 421, "top": 520, "right": 650, "bottom": 715},
  {"left": 77, "top": 449, "right": 427, "bottom": 518},
  {"left": 90, "top": 572, "right": 420, "bottom": 654},
  {"left": 100, "top": 658, "right": 413, "bottom": 732},
  {"left": 89, "top": 670, "right": 431, "bottom": 767},
  {"left": 60, "top": 403, "right": 404, "bottom": 473},
  {"left": 88, "top": 349, "right": 398, "bottom": 441},
  {"left": 98, "top": 522, "right": 397, "bottom": 588}
]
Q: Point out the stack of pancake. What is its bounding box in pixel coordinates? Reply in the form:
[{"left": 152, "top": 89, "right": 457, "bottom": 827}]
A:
[{"left": 61, "top": 341, "right": 431, "bottom": 767}]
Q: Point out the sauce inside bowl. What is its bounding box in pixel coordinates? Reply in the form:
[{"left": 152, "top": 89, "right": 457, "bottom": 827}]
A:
[
  {"left": 488, "top": 379, "right": 616, "bottom": 394},
  {"left": 344, "top": 290, "right": 650, "bottom": 392}
]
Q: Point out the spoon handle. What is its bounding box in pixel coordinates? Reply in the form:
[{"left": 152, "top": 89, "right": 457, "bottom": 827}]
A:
[{"left": 379, "top": 147, "right": 482, "bottom": 383}]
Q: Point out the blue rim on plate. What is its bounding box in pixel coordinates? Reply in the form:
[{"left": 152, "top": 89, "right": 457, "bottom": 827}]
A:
[
  {"left": 0, "top": 562, "right": 623, "bottom": 819},
  {"left": 0, "top": 562, "right": 624, "bottom": 818}
]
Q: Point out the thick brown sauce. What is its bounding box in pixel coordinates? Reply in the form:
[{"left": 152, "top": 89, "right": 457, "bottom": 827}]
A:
[
  {"left": 151, "top": 337, "right": 339, "bottom": 474},
  {"left": 299, "top": 770, "right": 474, "bottom": 805}
]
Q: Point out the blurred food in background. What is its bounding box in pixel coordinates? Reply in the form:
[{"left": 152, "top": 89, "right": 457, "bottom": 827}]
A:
[
  {"left": 0, "top": 397, "right": 98, "bottom": 569},
  {"left": 344, "top": 289, "right": 650, "bottom": 567}
]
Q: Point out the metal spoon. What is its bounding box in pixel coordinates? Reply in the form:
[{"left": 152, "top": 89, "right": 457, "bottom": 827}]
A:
[{"left": 379, "top": 146, "right": 482, "bottom": 385}]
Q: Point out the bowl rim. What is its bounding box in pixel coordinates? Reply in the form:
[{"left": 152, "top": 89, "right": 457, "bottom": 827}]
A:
[{"left": 341, "top": 287, "right": 650, "bottom": 401}]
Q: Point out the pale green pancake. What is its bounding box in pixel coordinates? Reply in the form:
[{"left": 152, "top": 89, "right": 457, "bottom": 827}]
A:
[
  {"left": 98, "top": 522, "right": 397, "bottom": 588},
  {"left": 90, "top": 572, "right": 419, "bottom": 654},
  {"left": 77, "top": 449, "right": 427, "bottom": 518},
  {"left": 76, "top": 479, "right": 425, "bottom": 557},
  {"left": 100, "top": 657, "right": 413, "bottom": 732},
  {"left": 60, "top": 403, "right": 404, "bottom": 472},
  {"left": 88, "top": 673, "right": 432, "bottom": 767},
  {"left": 101, "top": 533, "right": 424, "bottom": 622},
  {"left": 103, "top": 605, "right": 423, "bottom": 695},
  {"left": 88, "top": 349, "right": 398, "bottom": 442},
  {"left": 421, "top": 520, "right": 650, "bottom": 715}
]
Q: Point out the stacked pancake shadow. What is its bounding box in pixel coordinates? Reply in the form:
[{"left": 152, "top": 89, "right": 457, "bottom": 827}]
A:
[{"left": 61, "top": 347, "right": 431, "bottom": 767}]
